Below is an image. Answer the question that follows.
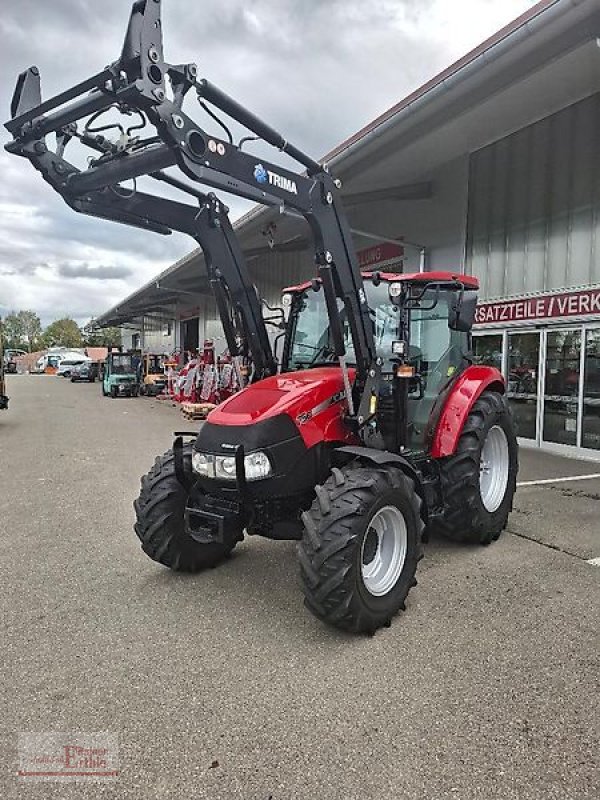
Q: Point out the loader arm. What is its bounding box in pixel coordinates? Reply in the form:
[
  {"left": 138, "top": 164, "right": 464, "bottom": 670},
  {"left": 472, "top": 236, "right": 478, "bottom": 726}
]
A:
[{"left": 4, "top": 0, "right": 379, "bottom": 425}]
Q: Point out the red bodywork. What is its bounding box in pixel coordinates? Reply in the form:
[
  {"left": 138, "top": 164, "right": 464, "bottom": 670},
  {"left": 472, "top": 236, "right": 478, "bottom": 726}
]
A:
[
  {"left": 208, "top": 363, "right": 505, "bottom": 457},
  {"left": 283, "top": 271, "right": 479, "bottom": 293},
  {"left": 208, "top": 367, "right": 359, "bottom": 449},
  {"left": 209, "top": 271, "right": 500, "bottom": 458},
  {"left": 430, "top": 365, "right": 505, "bottom": 458}
]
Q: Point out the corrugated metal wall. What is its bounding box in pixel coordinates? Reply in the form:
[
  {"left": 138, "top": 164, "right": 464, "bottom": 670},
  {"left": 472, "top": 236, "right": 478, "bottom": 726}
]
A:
[
  {"left": 466, "top": 92, "right": 600, "bottom": 300},
  {"left": 142, "top": 315, "right": 176, "bottom": 353}
]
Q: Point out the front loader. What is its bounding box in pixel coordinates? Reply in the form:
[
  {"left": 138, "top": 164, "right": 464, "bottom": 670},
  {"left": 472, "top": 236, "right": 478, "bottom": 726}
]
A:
[{"left": 5, "top": 0, "right": 517, "bottom": 634}]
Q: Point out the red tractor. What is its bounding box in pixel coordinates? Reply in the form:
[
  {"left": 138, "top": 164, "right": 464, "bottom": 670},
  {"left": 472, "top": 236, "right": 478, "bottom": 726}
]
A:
[{"left": 5, "top": 0, "right": 517, "bottom": 634}]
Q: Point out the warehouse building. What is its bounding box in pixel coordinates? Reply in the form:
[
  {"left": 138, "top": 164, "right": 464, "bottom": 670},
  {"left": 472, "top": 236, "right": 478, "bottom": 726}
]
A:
[{"left": 97, "top": 0, "right": 600, "bottom": 459}]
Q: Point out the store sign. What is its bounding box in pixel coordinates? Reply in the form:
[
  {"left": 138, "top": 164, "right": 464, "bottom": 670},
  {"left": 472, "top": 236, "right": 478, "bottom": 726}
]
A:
[
  {"left": 475, "top": 287, "right": 600, "bottom": 325},
  {"left": 357, "top": 241, "right": 404, "bottom": 270}
]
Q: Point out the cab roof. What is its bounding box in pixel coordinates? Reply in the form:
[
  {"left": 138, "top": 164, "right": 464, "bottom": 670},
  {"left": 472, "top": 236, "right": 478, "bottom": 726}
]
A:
[{"left": 283, "top": 271, "right": 479, "bottom": 293}]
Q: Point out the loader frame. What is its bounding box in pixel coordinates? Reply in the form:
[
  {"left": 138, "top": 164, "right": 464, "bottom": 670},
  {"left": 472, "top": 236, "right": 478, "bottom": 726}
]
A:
[{"left": 5, "top": 0, "right": 380, "bottom": 424}]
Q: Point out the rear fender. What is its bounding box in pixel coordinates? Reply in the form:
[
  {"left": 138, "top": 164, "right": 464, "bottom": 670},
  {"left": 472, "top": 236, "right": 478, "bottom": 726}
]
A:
[
  {"left": 332, "top": 445, "right": 428, "bottom": 526},
  {"left": 430, "top": 365, "right": 505, "bottom": 458}
]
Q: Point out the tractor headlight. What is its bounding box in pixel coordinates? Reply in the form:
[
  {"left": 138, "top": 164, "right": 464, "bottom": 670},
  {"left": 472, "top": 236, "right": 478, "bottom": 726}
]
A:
[
  {"left": 191, "top": 450, "right": 272, "bottom": 481},
  {"left": 192, "top": 451, "right": 214, "bottom": 478},
  {"left": 244, "top": 451, "right": 272, "bottom": 481},
  {"left": 215, "top": 455, "right": 237, "bottom": 480}
]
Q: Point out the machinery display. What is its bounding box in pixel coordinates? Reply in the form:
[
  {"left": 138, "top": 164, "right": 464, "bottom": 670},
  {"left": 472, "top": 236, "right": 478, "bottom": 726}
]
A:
[
  {"left": 102, "top": 351, "right": 140, "bottom": 398},
  {"left": 5, "top": 0, "right": 518, "bottom": 633}
]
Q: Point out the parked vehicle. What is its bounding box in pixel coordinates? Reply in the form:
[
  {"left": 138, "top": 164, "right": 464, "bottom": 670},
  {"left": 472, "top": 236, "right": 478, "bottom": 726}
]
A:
[
  {"left": 36, "top": 349, "right": 88, "bottom": 374},
  {"left": 139, "top": 354, "right": 167, "bottom": 396},
  {"left": 70, "top": 362, "right": 99, "bottom": 383},
  {"left": 56, "top": 358, "right": 90, "bottom": 378},
  {"left": 3, "top": 348, "right": 26, "bottom": 374},
  {"left": 102, "top": 352, "right": 140, "bottom": 398}
]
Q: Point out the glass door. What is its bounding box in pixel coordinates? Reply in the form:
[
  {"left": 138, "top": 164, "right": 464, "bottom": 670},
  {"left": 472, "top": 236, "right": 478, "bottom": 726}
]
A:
[
  {"left": 581, "top": 327, "right": 600, "bottom": 451},
  {"left": 542, "top": 329, "right": 581, "bottom": 447},
  {"left": 507, "top": 331, "right": 541, "bottom": 441}
]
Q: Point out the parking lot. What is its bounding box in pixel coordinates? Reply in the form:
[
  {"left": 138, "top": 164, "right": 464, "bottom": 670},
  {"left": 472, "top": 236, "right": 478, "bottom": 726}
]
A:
[{"left": 1, "top": 374, "right": 599, "bottom": 799}]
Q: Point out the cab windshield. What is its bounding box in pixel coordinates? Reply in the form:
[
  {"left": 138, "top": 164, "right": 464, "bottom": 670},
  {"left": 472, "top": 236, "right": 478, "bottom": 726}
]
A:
[
  {"left": 110, "top": 355, "right": 134, "bottom": 373},
  {"left": 287, "top": 282, "right": 460, "bottom": 373}
]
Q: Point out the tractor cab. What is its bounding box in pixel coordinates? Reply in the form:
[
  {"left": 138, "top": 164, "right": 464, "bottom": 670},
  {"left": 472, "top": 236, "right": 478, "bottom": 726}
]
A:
[
  {"left": 282, "top": 271, "right": 478, "bottom": 454},
  {"left": 102, "top": 352, "right": 140, "bottom": 398},
  {"left": 140, "top": 354, "right": 166, "bottom": 397}
]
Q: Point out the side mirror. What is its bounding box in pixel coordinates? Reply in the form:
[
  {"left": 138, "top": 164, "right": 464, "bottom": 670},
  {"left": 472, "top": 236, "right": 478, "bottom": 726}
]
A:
[{"left": 448, "top": 290, "right": 477, "bottom": 332}]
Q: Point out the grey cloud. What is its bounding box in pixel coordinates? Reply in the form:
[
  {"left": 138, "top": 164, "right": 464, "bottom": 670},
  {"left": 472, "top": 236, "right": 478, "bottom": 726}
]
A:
[
  {"left": 1, "top": 0, "right": 536, "bottom": 320},
  {"left": 56, "top": 263, "right": 133, "bottom": 280}
]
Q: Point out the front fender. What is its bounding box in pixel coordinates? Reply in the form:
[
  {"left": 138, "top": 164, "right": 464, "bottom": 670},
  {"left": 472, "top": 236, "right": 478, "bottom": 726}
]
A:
[
  {"left": 430, "top": 365, "right": 505, "bottom": 458},
  {"left": 333, "top": 445, "right": 428, "bottom": 525}
]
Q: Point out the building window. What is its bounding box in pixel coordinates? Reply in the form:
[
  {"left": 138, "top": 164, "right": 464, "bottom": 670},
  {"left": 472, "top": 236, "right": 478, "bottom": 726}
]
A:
[
  {"left": 472, "top": 334, "right": 503, "bottom": 372},
  {"left": 582, "top": 328, "right": 600, "bottom": 450}
]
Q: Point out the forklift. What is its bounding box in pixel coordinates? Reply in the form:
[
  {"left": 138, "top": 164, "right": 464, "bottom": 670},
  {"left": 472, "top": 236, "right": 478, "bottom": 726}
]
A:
[
  {"left": 5, "top": 0, "right": 517, "bottom": 634},
  {"left": 102, "top": 351, "right": 140, "bottom": 398},
  {"left": 139, "top": 353, "right": 167, "bottom": 396}
]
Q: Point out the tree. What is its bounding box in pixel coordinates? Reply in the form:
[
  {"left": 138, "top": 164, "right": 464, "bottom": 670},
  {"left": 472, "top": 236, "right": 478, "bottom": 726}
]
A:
[
  {"left": 2, "top": 312, "right": 23, "bottom": 350},
  {"left": 82, "top": 321, "right": 122, "bottom": 348},
  {"left": 2, "top": 310, "right": 43, "bottom": 351},
  {"left": 43, "top": 318, "right": 83, "bottom": 349},
  {"left": 19, "top": 310, "right": 43, "bottom": 352}
]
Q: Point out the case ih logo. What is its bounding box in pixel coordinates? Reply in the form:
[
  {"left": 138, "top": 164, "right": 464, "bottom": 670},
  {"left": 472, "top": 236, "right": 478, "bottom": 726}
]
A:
[
  {"left": 253, "top": 163, "right": 298, "bottom": 195},
  {"left": 475, "top": 287, "right": 600, "bottom": 325}
]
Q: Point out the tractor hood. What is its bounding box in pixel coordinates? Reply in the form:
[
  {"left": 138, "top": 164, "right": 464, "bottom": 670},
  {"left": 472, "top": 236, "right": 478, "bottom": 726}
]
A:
[
  {"left": 194, "top": 367, "right": 357, "bottom": 498},
  {"left": 206, "top": 367, "right": 357, "bottom": 449}
]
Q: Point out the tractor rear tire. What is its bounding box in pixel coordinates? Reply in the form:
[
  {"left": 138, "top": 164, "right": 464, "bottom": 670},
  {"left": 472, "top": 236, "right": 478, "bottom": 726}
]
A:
[
  {"left": 134, "top": 444, "right": 240, "bottom": 571},
  {"left": 298, "top": 463, "right": 425, "bottom": 634},
  {"left": 435, "top": 391, "right": 517, "bottom": 545}
]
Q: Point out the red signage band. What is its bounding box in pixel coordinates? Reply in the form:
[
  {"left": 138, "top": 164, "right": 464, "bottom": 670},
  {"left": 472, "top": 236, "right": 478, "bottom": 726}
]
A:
[
  {"left": 475, "top": 287, "right": 600, "bottom": 325},
  {"left": 357, "top": 242, "right": 404, "bottom": 269}
]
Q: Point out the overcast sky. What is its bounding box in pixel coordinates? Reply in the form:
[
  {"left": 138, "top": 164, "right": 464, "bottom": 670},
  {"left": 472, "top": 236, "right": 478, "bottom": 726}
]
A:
[{"left": 0, "top": 0, "right": 536, "bottom": 326}]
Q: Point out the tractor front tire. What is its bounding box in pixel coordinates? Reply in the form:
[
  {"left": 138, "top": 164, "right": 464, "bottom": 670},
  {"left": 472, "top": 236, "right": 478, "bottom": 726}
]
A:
[
  {"left": 134, "top": 444, "right": 240, "bottom": 571},
  {"left": 298, "top": 463, "right": 425, "bottom": 634},
  {"left": 435, "top": 391, "right": 517, "bottom": 545}
]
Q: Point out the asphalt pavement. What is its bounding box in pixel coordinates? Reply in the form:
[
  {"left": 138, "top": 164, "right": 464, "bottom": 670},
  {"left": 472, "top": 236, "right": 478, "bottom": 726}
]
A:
[{"left": 1, "top": 375, "right": 598, "bottom": 799}]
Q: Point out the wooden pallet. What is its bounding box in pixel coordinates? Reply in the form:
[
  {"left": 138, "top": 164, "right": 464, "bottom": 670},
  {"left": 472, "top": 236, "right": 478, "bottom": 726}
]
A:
[{"left": 180, "top": 401, "right": 216, "bottom": 420}]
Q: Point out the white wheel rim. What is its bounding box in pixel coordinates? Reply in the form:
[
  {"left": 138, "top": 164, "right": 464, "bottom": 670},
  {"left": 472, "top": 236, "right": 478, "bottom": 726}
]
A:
[
  {"left": 360, "top": 505, "right": 407, "bottom": 596},
  {"left": 479, "top": 425, "right": 509, "bottom": 513}
]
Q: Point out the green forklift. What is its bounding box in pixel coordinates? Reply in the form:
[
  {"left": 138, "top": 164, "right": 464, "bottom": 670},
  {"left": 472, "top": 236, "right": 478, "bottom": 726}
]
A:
[{"left": 102, "top": 351, "right": 140, "bottom": 398}]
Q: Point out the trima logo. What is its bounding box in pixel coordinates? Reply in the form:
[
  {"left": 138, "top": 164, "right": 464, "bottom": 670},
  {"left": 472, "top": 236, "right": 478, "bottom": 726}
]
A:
[
  {"left": 253, "top": 164, "right": 298, "bottom": 195},
  {"left": 253, "top": 163, "right": 268, "bottom": 184}
]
